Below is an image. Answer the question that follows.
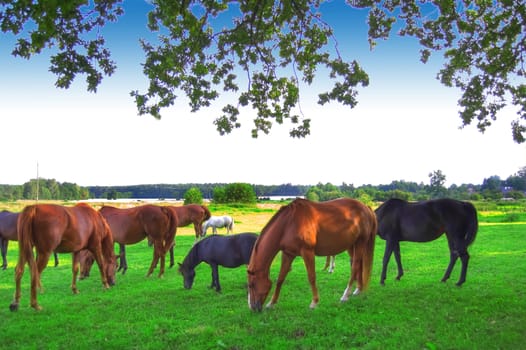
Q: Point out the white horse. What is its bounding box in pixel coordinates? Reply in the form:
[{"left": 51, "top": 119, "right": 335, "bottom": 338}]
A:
[{"left": 202, "top": 215, "right": 234, "bottom": 236}]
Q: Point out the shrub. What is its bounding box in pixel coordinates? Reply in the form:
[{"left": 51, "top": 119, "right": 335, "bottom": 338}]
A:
[{"left": 184, "top": 187, "right": 203, "bottom": 205}]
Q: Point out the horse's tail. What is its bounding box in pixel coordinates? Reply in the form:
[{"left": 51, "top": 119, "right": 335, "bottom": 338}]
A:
[
  {"left": 17, "top": 205, "right": 38, "bottom": 279},
  {"left": 354, "top": 207, "right": 377, "bottom": 291},
  {"left": 162, "top": 206, "right": 178, "bottom": 250},
  {"left": 464, "top": 202, "right": 479, "bottom": 246},
  {"left": 228, "top": 216, "right": 234, "bottom": 232}
]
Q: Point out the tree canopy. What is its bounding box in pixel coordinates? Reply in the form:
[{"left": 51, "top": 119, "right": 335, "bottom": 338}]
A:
[{"left": 1, "top": 1, "right": 524, "bottom": 142}]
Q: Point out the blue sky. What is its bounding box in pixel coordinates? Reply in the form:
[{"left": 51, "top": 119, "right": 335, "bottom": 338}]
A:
[{"left": 0, "top": 2, "right": 524, "bottom": 188}]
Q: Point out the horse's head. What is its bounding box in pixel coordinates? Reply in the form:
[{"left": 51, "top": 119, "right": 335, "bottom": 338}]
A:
[
  {"left": 105, "top": 251, "right": 118, "bottom": 286},
  {"left": 178, "top": 262, "right": 195, "bottom": 289},
  {"left": 79, "top": 250, "right": 94, "bottom": 280},
  {"left": 247, "top": 268, "right": 272, "bottom": 312}
]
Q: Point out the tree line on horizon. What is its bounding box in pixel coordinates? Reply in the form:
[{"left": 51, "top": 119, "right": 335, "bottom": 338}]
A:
[{"left": 0, "top": 167, "right": 525, "bottom": 202}]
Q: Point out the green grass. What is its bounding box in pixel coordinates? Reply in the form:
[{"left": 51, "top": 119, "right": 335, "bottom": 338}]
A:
[{"left": 0, "top": 222, "right": 524, "bottom": 349}]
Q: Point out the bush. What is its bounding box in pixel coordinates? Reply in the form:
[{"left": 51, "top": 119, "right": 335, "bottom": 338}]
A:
[
  {"left": 184, "top": 187, "right": 203, "bottom": 205},
  {"left": 213, "top": 183, "right": 256, "bottom": 204}
]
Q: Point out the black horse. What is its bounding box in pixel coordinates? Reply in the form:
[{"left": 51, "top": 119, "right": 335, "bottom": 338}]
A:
[
  {"left": 178, "top": 232, "right": 258, "bottom": 292},
  {"left": 375, "top": 198, "right": 478, "bottom": 286}
]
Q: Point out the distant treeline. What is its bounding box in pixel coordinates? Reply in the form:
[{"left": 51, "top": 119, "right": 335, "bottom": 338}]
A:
[
  {"left": 0, "top": 181, "right": 309, "bottom": 201},
  {"left": 87, "top": 183, "right": 309, "bottom": 200},
  {"left": 1, "top": 170, "right": 525, "bottom": 202}
]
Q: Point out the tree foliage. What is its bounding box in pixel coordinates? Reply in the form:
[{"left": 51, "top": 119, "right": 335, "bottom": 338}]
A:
[
  {"left": 428, "top": 169, "right": 447, "bottom": 198},
  {"left": 183, "top": 186, "right": 203, "bottom": 204},
  {"left": 212, "top": 183, "right": 256, "bottom": 203},
  {"left": 1, "top": 1, "right": 524, "bottom": 142}
]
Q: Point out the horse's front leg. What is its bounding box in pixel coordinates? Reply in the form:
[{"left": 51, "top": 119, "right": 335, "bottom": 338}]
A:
[
  {"left": 89, "top": 246, "right": 110, "bottom": 289},
  {"left": 210, "top": 264, "right": 221, "bottom": 292},
  {"left": 267, "top": 252, "right": 295, "bottom": 309},
  {"left": 71, "top": 252, "right": 80, "bottom": 294},
  {"left": 118, "top": 244, "right": 127, "bottom": 274},
  {"left": 1, "top": 239, "right": 8, "bottom": 270},
  {"left": 193, "top": 223, "right": 201, "bottom": 240},
  {"left": 301, "top": 251, "right": 319, "bottom": 309}
]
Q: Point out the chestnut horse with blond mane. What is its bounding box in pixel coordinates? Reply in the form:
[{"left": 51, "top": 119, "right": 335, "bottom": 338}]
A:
[
  {"left": 9, "top": 203, "right": 116, "bottom": 311},
  {"left": 247, "top": 198, "right": 377, "bottom": 311}
]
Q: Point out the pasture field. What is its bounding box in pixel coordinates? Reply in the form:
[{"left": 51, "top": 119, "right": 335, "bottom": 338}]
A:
[{"left": 0, "top": 200, "right": 524, "bottom": 349}]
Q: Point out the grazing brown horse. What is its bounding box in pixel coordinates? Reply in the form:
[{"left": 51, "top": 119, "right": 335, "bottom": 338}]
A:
[
  {"left": 93, "top": 205, "right": 177, "bottom": 277},
  {"left": 9, "top": 203, "right": 117, "bottom": 311},
  {"left": 169, "top": 204, "right": 211, "bottom": 239},
  {"left": 0, "top": 210, "right": 59, "bottom": 270},
  {"left": 247, "top": 198, "right": 377, "bottom": 311},
  {"left": 166, "top": 204, "right": 211, "bottom": 267}
]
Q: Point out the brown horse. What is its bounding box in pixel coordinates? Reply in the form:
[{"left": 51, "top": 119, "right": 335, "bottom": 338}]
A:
[
  {"left": 0, "top": 210, "right": 60, "bottom": 270},
  {"left": 247, "top": 198, "right": 377, "bottom": 311},
  {"left": 166, "top": 204, "right": 211, "bottom": 267},
  {"left": 9, "top": 203, "right": 117, "bottom": 311},
  {"left": 91, "top": 205, "right": 177, "bottom": 277}
]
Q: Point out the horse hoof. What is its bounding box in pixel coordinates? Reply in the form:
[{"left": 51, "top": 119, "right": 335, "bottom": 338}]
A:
[{"left": 9, "top": 303, "right": 19, "bottom": 312}]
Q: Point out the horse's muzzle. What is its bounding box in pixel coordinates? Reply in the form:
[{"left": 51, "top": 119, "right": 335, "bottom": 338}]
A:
[{"left": 250, "top": 301, "right": 262, "bottom": 312}]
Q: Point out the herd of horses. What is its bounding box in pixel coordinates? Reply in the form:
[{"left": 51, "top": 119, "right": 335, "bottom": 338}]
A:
[{"left": 0, "top": 197, "right": 478, "bottom": 312}]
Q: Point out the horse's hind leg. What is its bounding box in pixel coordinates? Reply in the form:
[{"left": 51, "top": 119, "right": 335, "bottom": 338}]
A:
[
  {"left": 147, "top": 240, "right": 166, "bottom": 278},
  {"left": 442, "top": 236, "right": 461, "bottom": 284},
  {"left": 456, "top": 250, "right": 470, "bottom": 286},
  {"left": 392, "top": 241, "right": 404, "bottom": 281},
  {"left": 380, "top": 241, "right": 394, "bottom": 285},
  {"left": 441, "top": 250, "right": 458, "bottom": 283},
  {"left": 169, "top": 246, "right": 174, "bottom": 268},
  {"left": 30, "top": 251, "right": 51, "bottom": 310},
  {"left": 9, "top": 257, "right": 26, "bottom": 311},
  {"left": 341, "top": 250, "right": 360, "bottom": 302},
  {"left": 71, "top": 252, "right": 80, "bottom": 294}
]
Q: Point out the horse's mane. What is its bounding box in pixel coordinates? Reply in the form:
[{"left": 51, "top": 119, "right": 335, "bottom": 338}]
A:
[
  {"left": 201, "top": 205, "right": 211, "bottom": 220},
  {"left": 181, "top": 239, "right": 201, "bottom": 269},
  {"left": 254, "top": 199, "right": 303, "bottom": 253}
]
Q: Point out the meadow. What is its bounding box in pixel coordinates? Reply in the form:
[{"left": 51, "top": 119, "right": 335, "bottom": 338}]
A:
[{"left": 0, "top": 200, "right": 524, "bottom": 349}]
